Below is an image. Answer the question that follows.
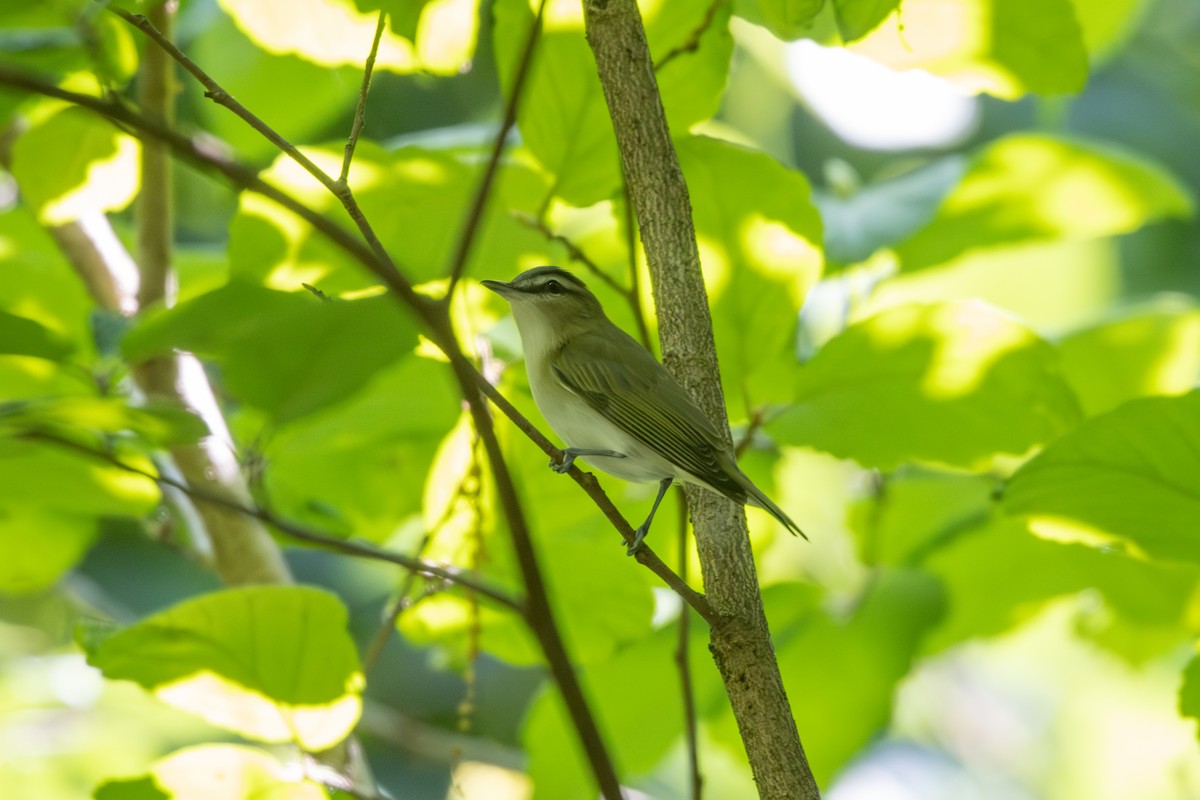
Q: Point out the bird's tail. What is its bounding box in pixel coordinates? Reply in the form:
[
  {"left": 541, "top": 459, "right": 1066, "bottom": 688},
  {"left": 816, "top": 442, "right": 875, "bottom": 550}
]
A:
[{"left": 730, "top": 467, "right": 807, "bottom": 540}]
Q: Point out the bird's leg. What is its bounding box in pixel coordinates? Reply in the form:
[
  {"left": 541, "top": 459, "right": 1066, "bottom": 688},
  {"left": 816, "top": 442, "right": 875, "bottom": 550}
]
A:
[
  {"left": 550, "top": 447, "right": 627, "bottom": 474},
  {"left": 628, "top": 477, "right": 673, "bottom": 556}
]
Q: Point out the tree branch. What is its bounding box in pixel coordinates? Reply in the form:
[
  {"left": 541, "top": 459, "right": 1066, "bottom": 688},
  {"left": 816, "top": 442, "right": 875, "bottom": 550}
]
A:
[
  {"left": 23, "top": 431, "right": 525, "bottom": 614},
  {"left": 444, "top": 0, "right": 548, "bottom": 296},
  {"left": 340, "top": 10, "right": 386, "bottom": 186},
  {"left": 581, "top": 1, "right": 820, "bottom": 797}
]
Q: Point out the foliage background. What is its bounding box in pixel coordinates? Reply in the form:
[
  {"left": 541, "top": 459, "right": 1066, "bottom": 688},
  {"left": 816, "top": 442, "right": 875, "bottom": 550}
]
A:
[{"left": 1, "top": 0, "right": 1199, "bottom": 798}]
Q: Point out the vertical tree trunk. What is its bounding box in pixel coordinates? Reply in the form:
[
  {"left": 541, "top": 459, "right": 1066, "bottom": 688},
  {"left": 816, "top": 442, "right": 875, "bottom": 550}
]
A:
[{"left": 580, "top": 1, "right": 821, "bottom": 797}]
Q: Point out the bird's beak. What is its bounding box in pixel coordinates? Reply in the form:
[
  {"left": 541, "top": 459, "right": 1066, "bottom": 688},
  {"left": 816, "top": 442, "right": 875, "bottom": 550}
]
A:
[{"left": 481, "top": 279, "right": 517, "bottom": 298}]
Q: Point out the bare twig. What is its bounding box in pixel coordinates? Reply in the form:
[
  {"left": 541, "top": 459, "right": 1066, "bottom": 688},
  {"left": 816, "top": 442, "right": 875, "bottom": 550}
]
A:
[
  {"left": 24, "top": 431, "right": 525, "bottom": 613},
  {"left": 654, "top": 0, "right": 727, "bottom": 71},
  {"left": 620, "top": 184, "right": 654, "bottom": 349},
  {"left": 340, "top": 11, "right": 387, "bottom": 185},
  {"left": 675, "top": 488, "right": 703, "bottom": 800},
  {"left": 444, "top": 0, "right": 548, "bottom": 297}
]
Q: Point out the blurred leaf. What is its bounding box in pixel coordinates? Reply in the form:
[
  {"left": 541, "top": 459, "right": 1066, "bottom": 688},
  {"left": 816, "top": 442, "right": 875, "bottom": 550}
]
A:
[
  {"left": 818, "top": 156, "right": 966, "bottom": 268},
  {"left": 0, "top": 1, "right": 136, "bottom": 81},
  {"left": 94, "top": 777, "right": 171, "bottom": 800},
  {"left": 1071, "top": 0, "right": 1151, "bottom": 59},
  {"left": 263, "top": 353, "right": 458, "bottom": 541},
  {"left": 0, "top": 309, "right": 74, "bottom": 361},
  {"left": 93, "top": 744, "right": 329, "bottom": 800},
  {"left": 124, "top": 281, "right": 417, "bottom": 423},
  {"left": 10, "top": 107, "right": 140, "bottom": 225},
  {"left": 228, "top": 143, "right": 556, "bottom": 291},
  {"left": 84, "top": 586, "right": 363, "bottom": 751},
  {"left": 733, "top": 0, "right": 825, "bottom": 40},
  {"left": 1057, "top": 297, "right": 1200, "bottom": 416},
  {"left": 1180, "top": 655, "right": 1200, "bottom": 728},
  {"left": 716, "top": 571, "right": 943, "bottom": 784},
  {"left": 190, "top": 16, "right": 355, "bottom": 163},
  {"left": 772, "top": 300, "right": 1082, "bottom": 470},
  {"left": 0, "top": 397, "right": 208, "bottom": 446},
  {"left": 216, "top": 0, "right": 477, "bottom": 74},
  {"left": 848, "top": 468, "right": 995, "bottom": 566},
  {"left": 677, "top": 136, "right": 823, "bottom": 414},
  {"left": 924, "top": 517, "right": 1199, "bottom": 658},
  {"left": 0, "top": 206, "right": 96, "bottom": 351},
  {"left": 833, "top": 0, "right": 901, "bottom": 42},
  {"left": 1004, "top": 391, "right": 1200, "bottom": 563},
  {"left": 894, "top": 135, "right": 1194, "bottom": 273},
  {"left": 524, "top": 622, "right": 723, "bottom": 799},
  {"left": 0, "top": 443, "right": 158, "bottom": 593},
  {"left": 850, "top": 0, "right": 1088, "bottom": 99},
  {"left": 494, "top": 0, "right": 733, "bottom": 205}
]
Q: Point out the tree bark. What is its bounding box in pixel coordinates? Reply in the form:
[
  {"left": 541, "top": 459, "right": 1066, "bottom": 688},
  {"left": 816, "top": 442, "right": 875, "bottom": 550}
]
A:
[{"left": 580, "top": 2, "right": 821, "bottom": 797}]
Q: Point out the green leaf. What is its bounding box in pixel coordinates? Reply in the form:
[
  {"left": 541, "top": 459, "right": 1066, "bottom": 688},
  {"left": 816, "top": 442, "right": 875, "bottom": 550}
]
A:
[
  {"left": 10, "top": 107, "right": 140, "bottom": 225},
  {"left": 93, "top": 744, "right": 329, "bottom": 800},
  {"left": 0, "top": 443, "right": 158, "bottom": 593},
  {"left": 190, "top": 16, "right": 357, "bottom": 163},
  {"left": 848, "top": 469, "right": 995, "bottom": 566},
  {"left": 772, "top": 300, "right": 1082, "bottom": 470},
  {"left": 715, "top": 571, "right": 943, "bottom": 784},
  {"left": 1180, "top": 655, "right": 1200, "bottom": 725},
  {"left": 123, "top": 281, "right": 418, "bottom": 423},
  {"left": 733, "top": 0, "right": 825, "bottom": 40},
  {"left": 677, "top": 136, "right": 823, "bottom": 414},
  {"left": 833, "top": 0, "right": 901, "bottom": 42},
  {"left": 894, "top": 135, "right": 1195, "bottom": 273},
  {"left": 216, "top": 0, "right": 477, "bottom": 74},
  {"left": 263, "top": 354, "right": 459, "bottom": 542},
  {"left": 0, "top": 206, "right": 97, "bottom": 355},
  {"left": 84, "top": 586, "right": 364, "bottom": 751},
  {"left": 0, "top": 397, "right": 209, "bottom": 446},
  {"left": 923, "top": 517, "right": 1199, "bottom": 659},
  {"left": 1057, "top": 298, "right": 1200, "bottom": 416},
  {"left": 228, "top": 143, "right": 556, "bottom": 291},
  {"left": 523, "top": 622, "right": 724, "bottom": 799},
  {"left": 850, "top": 0, "right": 1088, "bottom": 99},
  {"left": 94, "top": 776, "right": 170, "bottom": 800},
  {"left": 1003, "top": 391, "right": 1200, "bottom": 563},
  {"left": 818, "top": 156, "right": 965, "bottom": 268},
  {"left": 0, "top": 308, "right": 74, "bottom": 361},
  {"left": 494, "top": 0, "right": 733, "bottom": 205}
]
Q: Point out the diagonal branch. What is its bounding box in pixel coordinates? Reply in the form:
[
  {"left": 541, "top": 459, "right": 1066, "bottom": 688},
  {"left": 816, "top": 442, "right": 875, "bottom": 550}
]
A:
[
  {"left": 443, "top": 0, "right": 548, "bottom": 296},
  {"left": 23, "top": 431, "right": 525, "bottom": 614},
  {"left": 340, "top": 10, "right": 387, "bottom": 185}
]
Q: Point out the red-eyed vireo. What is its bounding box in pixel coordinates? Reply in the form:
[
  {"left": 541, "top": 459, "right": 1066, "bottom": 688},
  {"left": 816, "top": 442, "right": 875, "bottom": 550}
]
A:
[{"left": 483, "top": 266, "right": 805, "bottom": 554}]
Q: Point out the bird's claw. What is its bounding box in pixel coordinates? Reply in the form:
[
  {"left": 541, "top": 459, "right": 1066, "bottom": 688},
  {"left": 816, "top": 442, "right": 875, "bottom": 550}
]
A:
[
  {"left": 550, "top": 452, "right": 576, "bottom": 474},
  {"left": 626, "top": 526, "right": 648, "bottom": 557}
]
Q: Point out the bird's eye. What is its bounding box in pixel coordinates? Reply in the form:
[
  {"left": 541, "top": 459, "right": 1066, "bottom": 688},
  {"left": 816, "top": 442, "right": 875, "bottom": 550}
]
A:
[{"left": 545, "top": 279, "right": 563, "bottom": 295}]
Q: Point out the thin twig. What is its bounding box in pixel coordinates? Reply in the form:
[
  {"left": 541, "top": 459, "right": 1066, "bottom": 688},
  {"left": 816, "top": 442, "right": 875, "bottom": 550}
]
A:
[
  {"left": 444, "top": 0, "right": 548, "bottom": 297},
  {"left": 654, "top": 0, "right": 727, "bottom": 71},
  {"left": 107, "top": 5, "right": 395, "bottom": 270},
  {"left": 620, "top": 182, "right": 654, "bottom": 349},
  {"left": 24, "top": 430, "right": 526, "bottom": 613},
  {"left": 514, "top": 211, "right": 625, "bottom": 294},
  {"left": 675, "top": 487, "right": 702, "bottom": 800},
  {"left": 340, "top": 11, "right": 387, "bottom": 185}
]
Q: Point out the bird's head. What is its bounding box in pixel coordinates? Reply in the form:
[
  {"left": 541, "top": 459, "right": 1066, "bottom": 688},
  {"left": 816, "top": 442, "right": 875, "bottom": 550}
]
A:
[{"left": 482, "top": 267, "right": 605, "bottom": 351}]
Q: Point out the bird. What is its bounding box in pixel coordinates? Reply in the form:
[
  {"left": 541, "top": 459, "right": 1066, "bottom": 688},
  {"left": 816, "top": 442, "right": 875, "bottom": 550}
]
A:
[{"left": 482, "top": 266, "right": 805, "bottom": 554}]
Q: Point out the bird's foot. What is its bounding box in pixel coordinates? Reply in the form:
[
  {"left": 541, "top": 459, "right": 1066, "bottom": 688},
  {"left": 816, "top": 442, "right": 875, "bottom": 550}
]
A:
[
  {"left": 626, "top": 524, "right": 649, "bottom": 557},
  {"left": 550, "top": 451, "right": 577, "bottom": 474},
  {"left": 550, "top": 448, "right": 626, "bottom": 474}
]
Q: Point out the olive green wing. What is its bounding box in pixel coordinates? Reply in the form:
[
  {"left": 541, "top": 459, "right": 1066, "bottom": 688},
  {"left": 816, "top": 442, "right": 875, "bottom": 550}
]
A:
[{"left": 552, "top": 329, "right": 746, "bottom": 502}]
